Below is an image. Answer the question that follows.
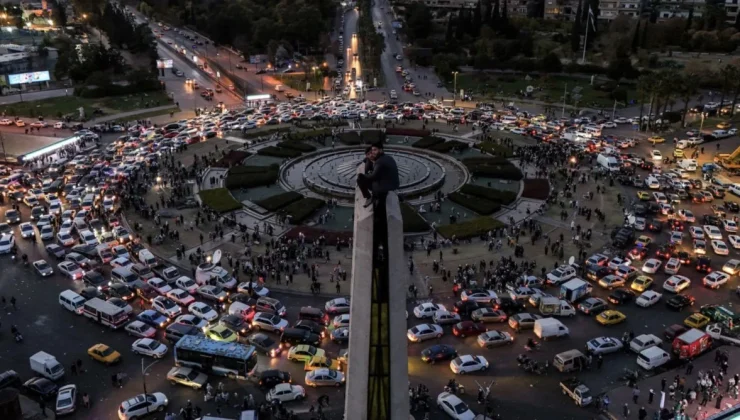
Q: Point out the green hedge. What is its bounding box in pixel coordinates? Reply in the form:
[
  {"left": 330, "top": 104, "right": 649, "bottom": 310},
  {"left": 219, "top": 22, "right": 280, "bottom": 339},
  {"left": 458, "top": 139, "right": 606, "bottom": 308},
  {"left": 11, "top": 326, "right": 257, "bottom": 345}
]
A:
[
  {"left": 448, "top": 192, "right": 501, "bottom": 215},
  {"left": 225, "top": 165, "right": 279, "bottom": 189},
  {"left": 283, "top": 197, "right": 325, "bottom": 223},
  {"left": 412, "top": 136, "right": 445, "bottom": 149},
  {"left": 277, "top": 141, "right": 317, "bottom": 152},
  {"left": 462, "top": 156, "right": 510, "bottom": 166},
  {"left": 241, "top": 127, "right": 292, "bottom": 139},
  {"left": 437, "top": 217, "right": 505, "bottom": 239},
  {"left": 428, "top": 140, "right": 470, "bottom": 153},
  {"left": 401, "top": 203, "right": 430, "bottom": 233},
  {"left": 360, "top": 130, "right": 386, "bottom": 144},
  {"left": 475, "top": 141, "right": 514, "bottom": 158},
  {"left": 285, "top": 128, "right": 332, "bottom": 141},
  {"left": 459, "top": 184, "right": 517, "bottom": 205},
  {"left": 198, "top": 188, "right": 243, "bottom": 213},
  {"left": 257, "top": 146, "right": 303, "bottom": 158},
  {"left": 255, "top": 191, "right": 303, "bottom": 211},
  {"left": 462, "top": 157, "right": 523, "bottom": 181},
  {"left": 337, "top": 131, "right": 362, "bottom": 145}
]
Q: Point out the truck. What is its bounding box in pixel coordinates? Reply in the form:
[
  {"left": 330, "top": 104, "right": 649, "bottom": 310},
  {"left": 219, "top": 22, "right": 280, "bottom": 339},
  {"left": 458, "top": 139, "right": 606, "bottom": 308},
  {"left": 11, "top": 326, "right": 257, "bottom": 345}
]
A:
[
  {"left": 560, "top": 278, "right": 592, "bottom": 303},
  {"left": 560, "top": 378, "right": 593, "bottom": 406},
  {"left": 539, "top": 297, "right": 576, "bottom": 317},
  {"left": 30, "top": 351, "right": 64, "bottom": 380},
  {"left": 597, "top": 154, "right": 620, "bottom": 172},
  {"left": 672, "top": 328, "right": 712, "bottom": 360}
]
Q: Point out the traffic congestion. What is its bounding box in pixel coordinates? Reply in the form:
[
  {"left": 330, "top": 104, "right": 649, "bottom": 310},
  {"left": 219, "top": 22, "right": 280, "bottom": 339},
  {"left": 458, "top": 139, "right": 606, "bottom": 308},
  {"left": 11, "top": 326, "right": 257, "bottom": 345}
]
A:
[{"left": 0, "top": 93, "right": 740, "bottom": 420}]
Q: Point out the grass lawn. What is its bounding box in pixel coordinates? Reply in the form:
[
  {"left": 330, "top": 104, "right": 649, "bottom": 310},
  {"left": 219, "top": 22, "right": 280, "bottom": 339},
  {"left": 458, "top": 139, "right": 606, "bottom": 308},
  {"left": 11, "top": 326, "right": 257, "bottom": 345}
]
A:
[
  {"left": 453, "top": 73, "right": 636, "bottom": 108},
  {"left": 106, "top": 106, "right": 180, "bottom": 123},
  {"left": 280, "top": 73, "right": 329, "bottom": 93},
  {"left": 0, "top": 91, "right": 174, "bottom": 119}
]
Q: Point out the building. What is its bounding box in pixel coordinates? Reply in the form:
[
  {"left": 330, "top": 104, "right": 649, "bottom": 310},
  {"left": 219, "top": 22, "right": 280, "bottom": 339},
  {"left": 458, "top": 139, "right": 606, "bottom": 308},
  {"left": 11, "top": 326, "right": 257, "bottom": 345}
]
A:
[
  {"left": 544, "top": 0, "right": 579, "bottom": 19},
  {"left": 394, "top": 0, "right": 478, "bottom": 9},
  {"left": 598, "top": 0, "right": 644, "bottom": 20}
]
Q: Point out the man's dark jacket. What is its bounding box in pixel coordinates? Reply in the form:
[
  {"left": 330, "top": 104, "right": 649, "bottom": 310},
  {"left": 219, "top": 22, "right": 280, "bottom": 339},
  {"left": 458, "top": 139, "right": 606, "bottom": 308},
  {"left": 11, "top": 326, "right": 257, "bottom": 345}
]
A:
[{"left": 364, "top": 153, "right": 399, "bottom": 194}]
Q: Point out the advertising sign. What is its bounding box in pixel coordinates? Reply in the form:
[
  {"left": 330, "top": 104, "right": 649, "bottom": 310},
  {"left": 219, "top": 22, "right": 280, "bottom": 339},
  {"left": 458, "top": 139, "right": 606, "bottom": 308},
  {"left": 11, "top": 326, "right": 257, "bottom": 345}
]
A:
[
  {"left": 246, "top": 94, "right": 271, "bottom": 101},
  {"left": 8, "top": 71, "right": 50, "bottom": 85},
  {"left": 156, "top": 59, "right": 173, "bottom": 69}
]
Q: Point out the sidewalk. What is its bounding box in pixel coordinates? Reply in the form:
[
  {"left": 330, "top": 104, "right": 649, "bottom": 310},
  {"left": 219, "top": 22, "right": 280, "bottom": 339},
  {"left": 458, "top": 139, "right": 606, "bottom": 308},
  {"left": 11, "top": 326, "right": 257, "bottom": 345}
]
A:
[
  {"left": 90, "top": 104, "right": 180, "bottom": 124},
  {"left": 19, "top": 393, "right": 55, "bottom": 419},
  {"left": 606, "top": 347, "right": 740, "bottom": 420}
]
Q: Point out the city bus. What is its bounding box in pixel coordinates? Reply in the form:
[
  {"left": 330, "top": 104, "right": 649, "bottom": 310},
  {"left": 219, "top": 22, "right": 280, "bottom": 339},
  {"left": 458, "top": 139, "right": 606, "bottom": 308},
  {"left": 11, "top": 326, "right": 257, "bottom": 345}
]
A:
[
  {"left": 81, "top": 297, "right": 129, "bottom": 329},
  {"left": 174, "top": 336, "right": 258, "bottom": 379}
]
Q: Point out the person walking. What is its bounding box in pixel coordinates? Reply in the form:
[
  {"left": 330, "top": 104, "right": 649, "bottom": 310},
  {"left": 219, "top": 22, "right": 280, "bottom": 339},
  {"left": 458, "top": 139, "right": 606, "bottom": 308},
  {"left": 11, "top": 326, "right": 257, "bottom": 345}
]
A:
[
  {"left": 661, "top": 378, "right": 667, "bottom": 391},
  {"left": 82, "top": 393, "right": 90, "bottom": 408},
  {"left": 623, "top": 403, "right": 630, "bottom": 418},
  {"left": 648, "top": 389, "right": 654, "bottom": 404},
  {"left": 632, "top": 387, "right": 640, "bottom": 404},
  {"left": 716, "top": 394, "right": 724, "bottom": 409},
  {"left": 39, "top": 400, "right": 47, "bottom": 417},
  {"left": 638, "top": 406, "right": 647, "bottom": 420},
  {"left": 687, "top": 360, "right": 694, "bottom": 375},
  {"left": 10, "top": 296, "right": 16, "bottom": 310}
]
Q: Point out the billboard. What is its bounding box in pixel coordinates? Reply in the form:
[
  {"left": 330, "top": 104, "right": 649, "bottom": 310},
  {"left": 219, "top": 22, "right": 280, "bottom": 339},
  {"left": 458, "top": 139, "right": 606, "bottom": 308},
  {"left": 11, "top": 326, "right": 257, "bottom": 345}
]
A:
[
  {"left": 246, "top": 94, "right": 270, "bottom": 101},
  {"left": 8, "top": 71, "right": 50, "bottom": 85},
  {"left": 156, "top": 59, "right": 173, "bottom": 69}
]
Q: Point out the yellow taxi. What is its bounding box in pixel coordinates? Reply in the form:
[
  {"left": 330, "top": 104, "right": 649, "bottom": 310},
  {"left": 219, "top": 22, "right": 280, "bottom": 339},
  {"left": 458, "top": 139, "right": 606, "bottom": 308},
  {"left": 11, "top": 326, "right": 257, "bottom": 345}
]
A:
[
  {"left": 596, "top": 310, "right": 627, "bottom": 326},
  {"left": 630, "top": 276, "right": 654, "bottom": 292},
  {"left": 635, "top": 235, "right": 652, "bottom": 247},
  {"left": 205, "top": 324, "right": 238, "bottom": 343},
  {"left": 304, "top": 355, "right": 342, "bottom": 372},
  {"left": 648, "top": 136, "right": 665, "bottom": 144},
  {"left": 684, "top": 313, "right": 711, "bottom": 329},
  {"left": 673, "top": 149, "right": 684, "bottom": 158},
  {"left": 637, "top": 191, "right": 651, "bottom": 201},
  {"left": 717, "top": 122, "right": 731, "bottom": 129},
  {"left": 88, "top": 344, "right": 122, "bottom": 365}
]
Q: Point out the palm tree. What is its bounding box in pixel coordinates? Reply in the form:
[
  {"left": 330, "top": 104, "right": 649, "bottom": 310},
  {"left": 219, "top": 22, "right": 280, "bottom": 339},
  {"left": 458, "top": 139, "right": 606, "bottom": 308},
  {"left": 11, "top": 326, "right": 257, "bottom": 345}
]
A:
[
  {"left": 718, "top": 64, "right": 734, "bottom": 111},
  {"left": 637, "top": 74, "right": 652, "bottom": 131},
  {"left": 727, "top": 63, "right": 740, "bottom": 117},
  {"left": 678, "top": 74, "right": 698, "bottom": 127}
]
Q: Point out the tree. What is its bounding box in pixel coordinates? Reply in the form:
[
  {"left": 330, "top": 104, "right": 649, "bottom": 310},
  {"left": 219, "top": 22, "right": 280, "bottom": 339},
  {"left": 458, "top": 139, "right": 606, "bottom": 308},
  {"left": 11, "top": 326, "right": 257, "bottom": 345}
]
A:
[
  {"left": 491, "top": 0, "right": 500, "bottom": 25},
  {"left": 455, "top": 10, "right": 467, "bottom": 40},
  {"left": 482, "top": 0, "right": 492, "bottom": 24},
  {"left": 445, "top": 15, "right": 454, "bottom": 43},
  {"left": 686, "top": 7, "right": 694, "bottom": 31},
  {"left": 570, "top": 0, "right": 583, "bottom": 53},
  {"left": 405, "top": 3, "right": 433, "bottom": 40},
  {"left": 540, "top": 52, "right": 562, "bottom": 73},
  {"left": 472, "top": 0, "right": 482, "bottom": 36},
  {"left": 607, "top": 57, "right": 635, "bottom": 81},
  {"left": 718, "top": 64, "right": 734, "bottom": 111},
  {"left": 631, "top": 20, "right": 640, "bottom": 53},
  {"left": 501, "top": 0, "right": 508, "bottom": 25}
]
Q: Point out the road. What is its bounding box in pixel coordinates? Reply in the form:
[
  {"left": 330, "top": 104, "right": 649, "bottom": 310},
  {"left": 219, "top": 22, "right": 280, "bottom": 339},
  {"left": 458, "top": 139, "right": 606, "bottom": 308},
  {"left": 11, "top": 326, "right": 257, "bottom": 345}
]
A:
[{"left": 342, "top": 11, "right": 362, "bottom": 100}]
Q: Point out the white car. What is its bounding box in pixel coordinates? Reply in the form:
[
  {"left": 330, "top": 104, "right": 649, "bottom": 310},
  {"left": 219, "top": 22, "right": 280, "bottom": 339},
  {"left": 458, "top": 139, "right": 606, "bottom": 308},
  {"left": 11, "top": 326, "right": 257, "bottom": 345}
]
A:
[
  {"left": 436, "top": 391, "right": 475, "bottom": 419},
  {"left": 703, "top": 272, "right": 730, "bottom": 289},
  {"left": 112, "top": 245, "right": 130, "bottom": 260},
  {"left": 56, "top": 231, "right": 75, "bottom": 246},
  {"left": 636, "top": 290, "right": 662, "bottom": 307},
  {"left": 669, "top": 231, "right": 683, "bottom": 245},
  {"left": 413, "top": 302, "right": 446, "bottom": 319},
  {"left": 460, "top": 289, "right": 498, "bottom": 303},
  {"left": 433, "top": 310, "right": 462, "bottom": 325},
  {"left": 704, "top": 225, "right": 723, "bottom": 240},
  {"left": 663, "top": 275, "right": 691, "bottom": 293},
  {"left": 57, "top": 261, "right": 84, "bottom": 280},
  {"left": 731, "top": 184, "right": 740, "bottom": 197},
  {"left": 39, "top": 225, "right": 54, "bottom": 241},
  {"left": 689, "top": 226, "right": 705, "bottom": 239},
  {"left": 641, "top": 258, "right": 662, "bottom": 274},
  {"left": 0, "top": 232, "right": 13, "bottom": 254},
  {"left": 712, "top": 240, "right": 730, "bottom": 255},
  {"left": 131, "top": 338, "right": 168, "bottom": 358},
  {"left": 724, "top": 219, "right": 738, "bottom": 233},
  {"left": 678, "top": 209, "right": 695, "bottom": 222},
  {"left": 147, "top": 277, "right": 172, "bottom": 295},
  {"left": 598, "top": 275, "right": 625, "bottom": 290},
  {"left": 166, "top": 289, "right": 195, "bottom": 306},
  {"left": 651, "top": 150, "right": 662, "bottom": 161},
  {"left": 694, "top": 239, "right": 707, "bottom": 255},
  {"left": 729, "top": 235, "right": 740, "bottom": 249},
  {"left": 449, "top": 354, "right": 489, "bottom": 374},
  {"left": 111, "top": 257, "right": 133, "bottom": 269},
  {"left": 152, "top": 296, "right": 182, "bottom": 318},
  {"left": 664, "top": 258, "right": 681, "bottom": 275},
  {"left": 175, "top": 314, "right": 208, "bottom": 330},
  {"left": 608, "top": 257, "right": 628, "bottom": 271},
  {"left": 723, "top": 259, "right": 740, "bottom": 275},
  {"left": 59, "top": 220, "right": 73, "bottom": 234},
  {"left": 407, "top": 323, "right": 444, "bottom": 342},
  {"left": 79, "top": 229, "right": 98, "bottom": 246},
  {"left": 236, "top": 282, "right": 270, "bottom": 297},
  {"left": 118, "top": 393, "right": 168, "bottom": 420},
  {"left": 586, "top": 336, "right": 624, "bottom": 355},
  {"left": 19, "top": 222, "right": 35, "bottom": 239},
  {"left": 266, "top": 383, "right": 305, "bottom": 403},
  {"left": 188, "top": 302, "right": 219, "bottom": 322},
  {"left": 630, "top": 334, "right": 662, "bottom": 353},
  {"left": 125, "top": 320, "right": 156, "bottom": 338},
  {"left": 55, "top": 384, "right": 77, "bottom": 416},
  {"left": 173, "top": 276, "right": 198, "bottom": 293}
]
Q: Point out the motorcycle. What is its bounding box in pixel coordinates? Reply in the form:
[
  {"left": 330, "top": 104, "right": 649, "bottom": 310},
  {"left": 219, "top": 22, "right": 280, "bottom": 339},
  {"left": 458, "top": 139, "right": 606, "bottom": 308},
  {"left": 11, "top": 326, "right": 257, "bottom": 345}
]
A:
[{"left": 444, "top": 382, "right": 465, "bottom": 395}]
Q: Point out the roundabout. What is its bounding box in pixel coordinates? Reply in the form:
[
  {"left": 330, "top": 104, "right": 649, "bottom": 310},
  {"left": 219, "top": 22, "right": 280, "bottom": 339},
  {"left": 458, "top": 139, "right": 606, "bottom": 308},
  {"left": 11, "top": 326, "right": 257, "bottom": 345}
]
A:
[{"left": 280, "top": 144, "right": 470, "bottom": 205}]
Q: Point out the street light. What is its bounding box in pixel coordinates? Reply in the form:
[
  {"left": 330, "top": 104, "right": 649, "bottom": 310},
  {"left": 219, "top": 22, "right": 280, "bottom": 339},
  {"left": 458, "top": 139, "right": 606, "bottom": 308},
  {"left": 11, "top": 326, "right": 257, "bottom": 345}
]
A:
[
  {"left": 141, "top": 359, "right": 159, "bottom": 415},
  {"left": 452, "top": 71, "right": 459, "bottom": 106}
]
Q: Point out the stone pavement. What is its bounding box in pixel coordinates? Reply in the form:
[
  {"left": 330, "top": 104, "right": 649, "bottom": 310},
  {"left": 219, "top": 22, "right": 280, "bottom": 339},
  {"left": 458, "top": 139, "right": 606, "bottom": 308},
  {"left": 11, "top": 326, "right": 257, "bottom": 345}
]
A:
[{"left": 605, "top": 346, "right": 740, "bottom": 420}]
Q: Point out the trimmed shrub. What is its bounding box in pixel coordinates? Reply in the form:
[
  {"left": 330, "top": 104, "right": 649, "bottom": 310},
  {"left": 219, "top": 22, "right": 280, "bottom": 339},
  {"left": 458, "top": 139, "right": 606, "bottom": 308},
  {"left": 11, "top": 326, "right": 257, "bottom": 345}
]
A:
[
  {"left": 412, "top": 136, "right": 446, "bottom": 149},
  {"left": 462, "top": 156, "right": 510, "bottom": 166},
  {"left": 257, "top": 146, "right": 302, "bottom": 158},
  {"left": 255, "top": 191, "right": 303, "bottom": 211},
  {"left": 428, "top": 140, "right": 469, "bottom": 153},
  {"left": 277, "top": 141, "right": 317, "bottom": 152},
  {"left": 522, "top": 179, "right": 551, "bottom": 200},
  {"left": 401, "top": 203, "right": 430, "bottom": 233},
  {"left": 462, "top": 157, "right": 523, "bottom": 181},
  {"left": 198, "top": 188, "right": 242, "bottom": 213},
  {"left": 241, "top": 127, "right": 292, "bottom": 139},
  {"left": 385, "top": 128, "right": 430, "bottom": 137},
  {"left": 361, "top": 130, "right": 386, "bottom": 144},
  {"left": 437, "top": 217, "right": 505, "bottom": 239},
  {"left": 225, "top": 165, "right": 279, "bottom": 189},
  {"left": 475, "top": 141, "right": 514, "bottom": 158},
  {"left": 283, "top": 198, "right": 325, "bottom": 223},
  {"left": 337, "top": 131, "right": 362, "bottom": 145},
  {"left": 213, "top": 150, "right": 251, "bottom": 168},
  {"left": 448, "top": 192, "right": 501, "bottom": 215},
  {"left": 460, "top": 184, "right": 517, "bottom": 205},
  {"left": 285, "top": 128, "right": 332, "bottom": 141}
]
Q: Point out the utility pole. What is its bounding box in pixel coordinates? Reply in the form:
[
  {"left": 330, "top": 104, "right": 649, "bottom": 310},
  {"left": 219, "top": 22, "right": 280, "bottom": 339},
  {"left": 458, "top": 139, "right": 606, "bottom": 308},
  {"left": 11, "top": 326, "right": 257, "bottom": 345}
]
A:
[
  {"left": 561, "top": 83, "right": 567, "bottom": 119},
  {"left": 141, "top": 359, "right": 158, "bottom": 415},
  {"left": 452, "top": 71, "right": 459, "bottom": 106}
]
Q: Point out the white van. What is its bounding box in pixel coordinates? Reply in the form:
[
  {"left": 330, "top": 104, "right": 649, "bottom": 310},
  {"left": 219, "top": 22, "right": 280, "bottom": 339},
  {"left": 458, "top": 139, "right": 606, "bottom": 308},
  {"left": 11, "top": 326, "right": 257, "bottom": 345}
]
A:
[
  {"left": 553, "top": 349, "right": 588, "bottom": 373},
  {"left": 138, "top": 249, "right": 157, "bottom": 268},
  {"left": 583, "top": 125, "right": 602, "bottom": 137},
  {"left": 500, "top": 115, "right": 518, "bottom": 125},
  {"left": 713, "top": 129, "right": 729, "bottom": 139},
  {"left": 596, "top": 154, "right": 620, "bottom": 172},
  {"left": 678, "top": 158, "right": 698, "bottom": 172},
  {"left": 59, "top": 290, "right": 86, "bottom": 314},
  {"left": 539, "top": 297, "right": 576, "bottom": 317},
  {"left": 533, "top": 317, "right": 569, "bottom": 340},
  {"left": 636, "top": 346, "right": 671, "bottom": 370},
  {"left": 274, "top": 85, "right": 284, "bottom": 92}
]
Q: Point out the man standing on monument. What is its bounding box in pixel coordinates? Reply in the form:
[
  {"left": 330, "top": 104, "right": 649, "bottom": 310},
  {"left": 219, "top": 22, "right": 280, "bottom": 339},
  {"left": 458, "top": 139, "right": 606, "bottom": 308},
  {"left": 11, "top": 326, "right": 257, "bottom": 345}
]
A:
[{"left": 357, "top": 142, "right": 400, "bottom": 207}]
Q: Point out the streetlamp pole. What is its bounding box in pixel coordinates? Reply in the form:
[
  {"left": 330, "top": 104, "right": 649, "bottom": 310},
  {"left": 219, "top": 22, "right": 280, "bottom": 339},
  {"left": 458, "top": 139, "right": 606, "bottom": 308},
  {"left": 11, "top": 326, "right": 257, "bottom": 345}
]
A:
[
  {"left": 700, "top": 112, "right": 706, "bottom": 133},
  {"left": 141, "top": 359, "right": 158, "bottom": 415},
  {"left": 452, "top": 71, "right": 459, "bottom": 106}
]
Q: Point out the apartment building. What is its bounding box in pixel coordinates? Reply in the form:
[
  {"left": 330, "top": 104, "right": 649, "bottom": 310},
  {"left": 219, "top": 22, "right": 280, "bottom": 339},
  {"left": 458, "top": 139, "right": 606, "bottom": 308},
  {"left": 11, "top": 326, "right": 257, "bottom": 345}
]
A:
[{"left": 598, "top": 0, "right": 644, "bottom": 20}]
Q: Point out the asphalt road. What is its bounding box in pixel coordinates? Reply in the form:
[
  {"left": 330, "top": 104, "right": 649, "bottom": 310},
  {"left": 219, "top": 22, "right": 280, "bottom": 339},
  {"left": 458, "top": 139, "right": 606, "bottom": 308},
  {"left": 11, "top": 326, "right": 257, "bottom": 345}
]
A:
[{"left": 2, "top": 121, "right": 740, "bottom": 419}]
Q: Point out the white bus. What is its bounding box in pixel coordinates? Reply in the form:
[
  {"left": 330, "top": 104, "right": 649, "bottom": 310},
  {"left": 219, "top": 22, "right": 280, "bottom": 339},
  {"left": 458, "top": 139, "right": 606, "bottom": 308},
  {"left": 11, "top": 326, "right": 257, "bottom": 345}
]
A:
[{"left": 82, "top": 298, "right": 128, "bottom": 329}]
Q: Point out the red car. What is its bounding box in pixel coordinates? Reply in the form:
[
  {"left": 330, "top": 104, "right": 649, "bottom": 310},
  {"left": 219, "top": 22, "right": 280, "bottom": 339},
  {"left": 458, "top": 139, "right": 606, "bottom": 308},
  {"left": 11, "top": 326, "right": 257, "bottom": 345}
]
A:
[
  {"left": 669, "top": 220, "right": 684, "bottom": 232},
  {"left": 655, "top": 244, "right": 676, "bottom": 259},
  {"left": 628, "top": 246, "right": 649, "bottom": 261},
  {"left": 452, "top": 321, "right": 487, "bottom": 338}
]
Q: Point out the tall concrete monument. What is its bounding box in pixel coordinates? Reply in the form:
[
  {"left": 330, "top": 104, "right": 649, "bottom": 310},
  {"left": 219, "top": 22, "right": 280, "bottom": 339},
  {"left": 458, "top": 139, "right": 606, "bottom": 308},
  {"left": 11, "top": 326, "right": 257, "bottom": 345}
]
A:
[{"left": 344, "top": 171, "right": 409, "bottom": 419}]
